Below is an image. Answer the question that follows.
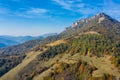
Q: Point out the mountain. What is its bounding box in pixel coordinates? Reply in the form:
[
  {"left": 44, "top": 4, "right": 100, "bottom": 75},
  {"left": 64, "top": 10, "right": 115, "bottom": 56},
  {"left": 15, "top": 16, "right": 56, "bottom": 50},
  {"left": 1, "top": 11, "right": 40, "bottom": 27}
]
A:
[
  {"left": 0, "top": 38, "right": 18, "bottom": 48},
  {"left": 0, "top": 36, "right": 39, "bottom": 48},
  {"left": 0, "top": 13, "right": 120, "bottom": 80},
  {"left": 0, "top": 34, "right": 58, "bottom": 55},
  {"left": 0, "top": 33, "right": 57, "bottom": 48},
  {"left": 60, "top": 13, "right": 120, "bottom": 40},
  {"left": 0, "top": 39, "right": 42, "bottom": 55}
]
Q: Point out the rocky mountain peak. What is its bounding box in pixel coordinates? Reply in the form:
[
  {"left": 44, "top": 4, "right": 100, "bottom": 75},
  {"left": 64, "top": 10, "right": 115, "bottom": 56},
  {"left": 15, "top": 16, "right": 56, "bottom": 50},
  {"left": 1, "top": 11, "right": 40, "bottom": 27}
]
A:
[
  {"left": 70, "top": 12, "right": 118, "bottom": 28},
  {"left": 89, "top": 12, "right": 110, "bottom": 21},
  {"left": 96, "top": 12, "right": 108, "bottom": 17}
]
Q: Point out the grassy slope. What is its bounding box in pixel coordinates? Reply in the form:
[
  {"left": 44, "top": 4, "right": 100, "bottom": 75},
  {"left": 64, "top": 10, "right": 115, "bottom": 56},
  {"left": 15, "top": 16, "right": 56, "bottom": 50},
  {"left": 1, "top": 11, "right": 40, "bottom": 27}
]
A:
[
  {"left": 0, "top": 39, "right": 66, "bottom": 80},
  {"left": 0, "top": 36, "right": 120, "bottom": 80},
  {"left": 80, "top": 55, "right": 120, "bottom": 78},
  {"left": 33, "top": 53, "right": 75, "bottom": 80},
  {"left": 33, "top": 40, "right": 68, "bottom": 80},
  {"left": 59, "top": 53, "right": 120, "bottom": 78},
  {"left": 34, "top": 53, "right": 120, "bottom": 80},
  {"left": 0, "top": 49, "right": 47, "bottom": 80}
]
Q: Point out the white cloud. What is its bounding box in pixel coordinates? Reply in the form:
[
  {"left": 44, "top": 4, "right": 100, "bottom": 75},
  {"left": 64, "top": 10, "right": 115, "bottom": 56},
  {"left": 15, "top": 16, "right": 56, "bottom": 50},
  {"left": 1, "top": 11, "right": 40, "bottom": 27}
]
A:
[
  {"left": 14, "top": 8, "right": 49, "bottom": 18},
  {"left": 52, "top": 0, "right": 99, "bottom": 16},
  {"left": 26, "top": 8, "right": 48, "bottom": 14},
  {"left": 0, "top": 7, "right": 49, "bottom": 18},
  {"left": 52, "top": 0, "right": 72, "bottom": 10},
  {"left": 52, "top": 0, "right": 83, "bottom": 10}
]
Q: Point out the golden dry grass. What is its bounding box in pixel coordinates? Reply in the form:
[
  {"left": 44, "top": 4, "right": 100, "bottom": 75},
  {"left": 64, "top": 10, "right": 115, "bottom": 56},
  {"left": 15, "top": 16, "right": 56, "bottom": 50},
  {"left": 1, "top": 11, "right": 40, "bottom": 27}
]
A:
[
  {"left": 80, "top": 55, "right": 120, "bottom": 78},
  {"left": 46, "top": 39, "right": 66, "bottom": 47},
  {"left": 33, "top": 53, "right": 78, "bottom": 80}
]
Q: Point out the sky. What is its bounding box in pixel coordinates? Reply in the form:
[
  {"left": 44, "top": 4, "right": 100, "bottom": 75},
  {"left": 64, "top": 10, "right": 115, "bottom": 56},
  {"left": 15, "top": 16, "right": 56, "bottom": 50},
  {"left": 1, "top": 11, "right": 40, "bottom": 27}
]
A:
[{"left": 0, "top": 0, "right": 120, "bottom": 36}]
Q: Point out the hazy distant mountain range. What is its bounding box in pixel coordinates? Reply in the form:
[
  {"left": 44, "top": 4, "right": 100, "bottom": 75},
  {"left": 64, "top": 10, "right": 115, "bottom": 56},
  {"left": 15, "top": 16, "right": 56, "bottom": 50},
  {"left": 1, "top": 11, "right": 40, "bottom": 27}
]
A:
[{"left": 0, "top": 33, "right": 57, "bottom": 48}]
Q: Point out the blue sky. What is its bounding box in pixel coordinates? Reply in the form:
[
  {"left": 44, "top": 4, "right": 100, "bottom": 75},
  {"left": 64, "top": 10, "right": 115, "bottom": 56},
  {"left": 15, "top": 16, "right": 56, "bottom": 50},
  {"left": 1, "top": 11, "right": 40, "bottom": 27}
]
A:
[{"left": 0, "top": 0, "right": 120, "bottom": 36}]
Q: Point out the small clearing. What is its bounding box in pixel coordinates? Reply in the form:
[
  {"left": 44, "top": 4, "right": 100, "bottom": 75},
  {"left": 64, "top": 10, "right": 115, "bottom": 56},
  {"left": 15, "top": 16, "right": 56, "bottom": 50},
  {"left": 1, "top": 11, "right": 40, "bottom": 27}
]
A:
[{"left": 47, "top": 39, "right": 66, "bottom": 47}]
